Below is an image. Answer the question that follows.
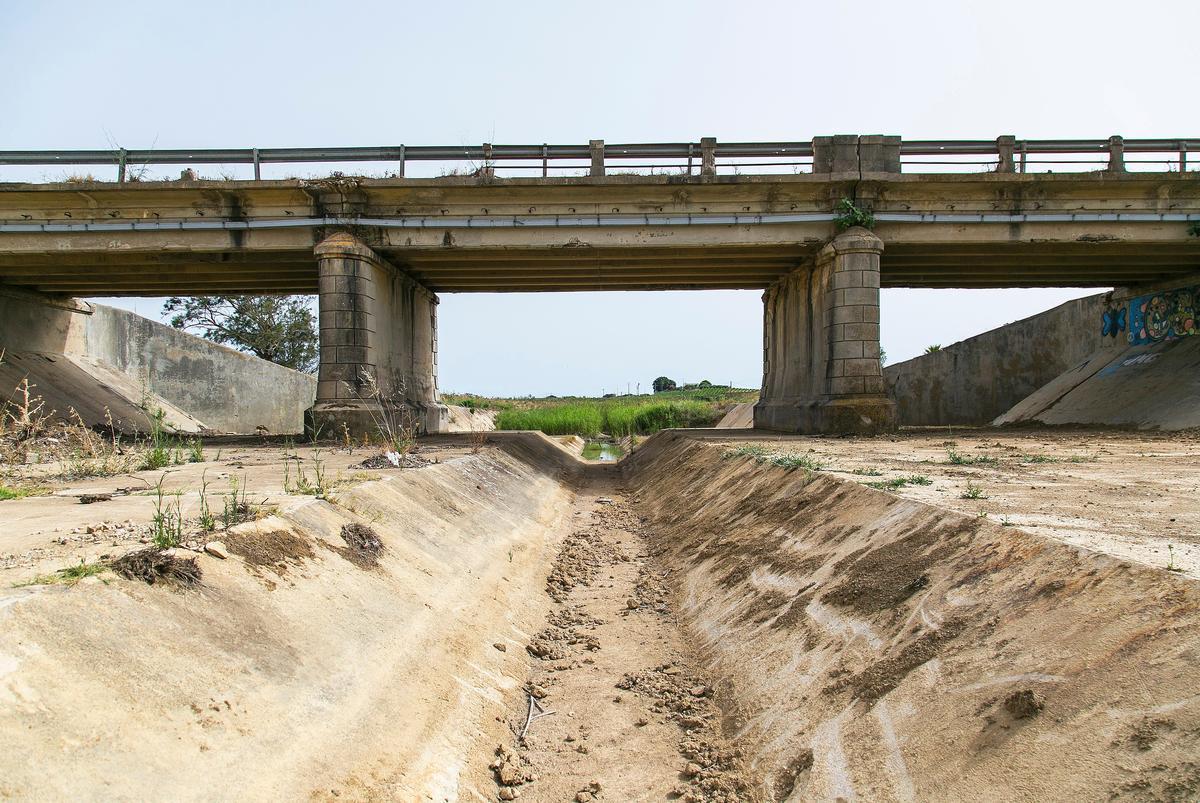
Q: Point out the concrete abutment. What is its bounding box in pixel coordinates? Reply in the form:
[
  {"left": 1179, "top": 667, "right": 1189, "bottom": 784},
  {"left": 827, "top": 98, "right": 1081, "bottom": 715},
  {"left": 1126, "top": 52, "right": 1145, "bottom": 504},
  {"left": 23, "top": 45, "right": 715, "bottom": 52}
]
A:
[
  {"left": 754, "top": 226, "right": 897, "bottom": 434},
  {"left": 309, "top": 232, "right": 448, "bottom": 437}
]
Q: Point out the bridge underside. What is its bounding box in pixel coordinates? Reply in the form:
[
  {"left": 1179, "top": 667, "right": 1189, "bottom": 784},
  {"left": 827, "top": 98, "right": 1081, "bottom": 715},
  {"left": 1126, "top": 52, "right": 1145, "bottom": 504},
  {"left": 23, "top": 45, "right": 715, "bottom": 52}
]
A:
[
  {"left": 1, "top": 169, "right": 1197, "bottom": 436},
  {"left": 0, "top": 239, "right": 1197, "bottom": 295}
]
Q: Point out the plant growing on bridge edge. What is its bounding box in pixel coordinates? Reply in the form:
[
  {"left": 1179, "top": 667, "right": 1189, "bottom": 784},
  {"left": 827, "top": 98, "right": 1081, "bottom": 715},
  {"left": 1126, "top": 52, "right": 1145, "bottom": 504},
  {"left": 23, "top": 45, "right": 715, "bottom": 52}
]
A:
[
  {"left": 833, "top": 198, "right": 875, "bottom": 231},
  {"left": 1189, "top": 221, "right": 1200, "bottom": 238}
]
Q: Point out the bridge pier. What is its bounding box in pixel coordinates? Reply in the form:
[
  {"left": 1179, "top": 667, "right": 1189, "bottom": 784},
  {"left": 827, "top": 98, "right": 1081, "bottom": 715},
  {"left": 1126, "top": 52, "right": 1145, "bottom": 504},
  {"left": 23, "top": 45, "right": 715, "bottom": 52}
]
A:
[
  {"left": 754, "top": 227, "right": 897, "bottom": 434},
  {"left": 308, "top": 232, "right": 448, "bottom": 439}
]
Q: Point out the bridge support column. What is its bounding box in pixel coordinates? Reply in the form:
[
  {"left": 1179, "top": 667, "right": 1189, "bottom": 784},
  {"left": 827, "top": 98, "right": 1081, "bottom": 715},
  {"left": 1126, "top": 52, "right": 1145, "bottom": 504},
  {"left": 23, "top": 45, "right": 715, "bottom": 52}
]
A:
[
  {"left": 754, "top": 227, "right": 897, "bottom": 434},
  {"left": 308, "top": 232, "right": 448, "bottom": 438}
]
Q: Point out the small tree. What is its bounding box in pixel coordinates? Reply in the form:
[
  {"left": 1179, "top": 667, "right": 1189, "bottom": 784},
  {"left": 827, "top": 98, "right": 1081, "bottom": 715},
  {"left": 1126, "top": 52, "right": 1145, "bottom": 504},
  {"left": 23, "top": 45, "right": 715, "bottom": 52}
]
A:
[
  {"left": 163, "top": 296, "right": 318, "bottom": 372},
  {"left": 925, "top": 344, "right": 942, "bottom": 354},
  {"left": 652, "top": 376, "right": 677, "bottom": 393}
]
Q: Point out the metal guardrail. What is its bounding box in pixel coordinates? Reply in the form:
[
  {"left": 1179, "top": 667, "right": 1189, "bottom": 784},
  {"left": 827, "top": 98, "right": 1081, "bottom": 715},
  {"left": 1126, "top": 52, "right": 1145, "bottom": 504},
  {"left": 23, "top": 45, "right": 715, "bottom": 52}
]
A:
[{"left": 0, "top": 137, "right": 1196, "bottom": 183}]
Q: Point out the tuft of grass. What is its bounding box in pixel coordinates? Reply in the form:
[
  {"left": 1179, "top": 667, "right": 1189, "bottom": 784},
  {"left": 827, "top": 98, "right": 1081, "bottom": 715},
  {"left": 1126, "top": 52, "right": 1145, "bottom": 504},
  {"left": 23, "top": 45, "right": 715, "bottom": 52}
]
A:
[
  {"left": 1021, "top": 454, "right": 1059, "bottom": 464},
  {"left": 0, "top": 484, "right": 50, "bottom": 501},
  {"left": 947, "top": 449, "right": 998, "bottom": 466},
  {"left": 283, "top": 451, "right": 332, "bottom": 497},
  {"left": 1066, "top": 454, "right": 1099, "bottom": 463},
  {"left": 16, "top": 559, "right": 108, "bottom": 587},
  {"left": 723, "top": 444, "right": 769, "bottom": 460},
  {"left": 851, "top": 467, "right": 883, "bottom": 476},
  {"left": 723, "top": 444, "right": 824, "bottom": 472},
  {"left": 961, "top": 482, "right": 987, "bottom": 500},
  {"left": 866, "top": 474, "right": 932, "bottom": 491},
  {"left": 769, "top": 453, "right": 825, "bottom": 471}
]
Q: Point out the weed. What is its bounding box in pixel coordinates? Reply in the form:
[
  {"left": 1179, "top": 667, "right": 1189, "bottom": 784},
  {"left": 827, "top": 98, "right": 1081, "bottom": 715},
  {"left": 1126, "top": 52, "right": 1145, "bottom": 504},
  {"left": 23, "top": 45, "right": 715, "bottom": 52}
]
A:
[
  {"left": 925, "top": 344, "right": 942, "bottom": 354},
  {"left": 833, "top": 197, "right": 875, "bottom": 230},
  {"left": 0, "top": 484, "right": 49, "bottom": 501},
  {"left": 151, "top": 475, "right": 184, "bottom": 548},
  {"left": 1000, "top": 515, "right": 1014, "bottom": 526},
  {"left": 345, "top": 370, "right": 417, "bottom": 453},
  {"left": 1166, "top": 544, "right": 1183, "bottom": 573},
  {"left": 961, "top": 482, "right": 987, "bottom": 500},
  {"left": 866, "top": 474, "right": 932, "bottom": 491},
  {"left": 947, "top": 449, "right": 998, "bottom": 466},
  {"left": 723, "top": 444, "right": 823, "bottom": 472},
  {"left": 723, "top": 444, "right": 770, "bottom": 460},
  {"left": 142, "top": 409, "right": 173, "bottom": 470},
  {"left": 1066, "top": 454, "right": 1099, "bottom": 463},
  {"left": 186, "top": 438, "right": 204, "bottom": 463},
  {"left": 851, "top": 467, "right": 883, "bottom": 476},
  {"left": 197, "top": 471, "right": 217, "bottom": 532},
  {"left": 15, "top": 559, "right": 109, "bottom": 587},
  {"left": 469, "top": 428, "right": 489, "bottom": 453},
  {"left": 284, "top": 451, "right": 332, "bottom": 497},
  {"left": 770, "top": 453, "right": 825, "bottom": 471},
  {"left": 1021, "top": 454, "right": 1059, "bottom": 464},
  {"left": 222, "top": 475, "right": 256, "bottom": 527}
]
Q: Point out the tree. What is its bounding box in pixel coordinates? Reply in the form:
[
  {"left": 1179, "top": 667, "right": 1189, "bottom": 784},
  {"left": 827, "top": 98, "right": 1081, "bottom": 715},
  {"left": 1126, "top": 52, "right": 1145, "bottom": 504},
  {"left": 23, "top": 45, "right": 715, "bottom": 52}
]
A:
[
  {"left": 163, "top": 296, "right": 319, "bottom": 372},
  {"left": 697, "top": 379, "right": 713, "bottom": 388},
  {"left": 652, "top": 376, "right": 677, "bottom": 393}
]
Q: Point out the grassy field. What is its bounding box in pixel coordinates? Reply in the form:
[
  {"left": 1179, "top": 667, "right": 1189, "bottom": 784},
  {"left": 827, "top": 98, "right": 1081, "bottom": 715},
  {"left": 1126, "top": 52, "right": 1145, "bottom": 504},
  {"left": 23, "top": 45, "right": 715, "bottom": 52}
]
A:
[{"left": 444, "top": 387, "right": 758, "bottom": 438}]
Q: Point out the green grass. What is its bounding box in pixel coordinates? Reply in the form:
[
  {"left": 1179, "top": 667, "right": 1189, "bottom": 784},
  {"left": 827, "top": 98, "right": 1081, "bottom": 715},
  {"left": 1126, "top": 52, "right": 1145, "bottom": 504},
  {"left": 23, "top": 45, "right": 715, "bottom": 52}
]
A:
[
  {"left": 463, "top": 386, "right": 758, "bottom": 438},
  {"left": 494, "top": 397, "right": 727, "bottom": 437},
  {"left": 866, "top": 474, "right": 933, "bottom": 491},
  {"left": 0, "top": 485, "right": 49, "bottom": 501},
  {"left": 15, "top": 560, "right": 108, "bottom": 587}
]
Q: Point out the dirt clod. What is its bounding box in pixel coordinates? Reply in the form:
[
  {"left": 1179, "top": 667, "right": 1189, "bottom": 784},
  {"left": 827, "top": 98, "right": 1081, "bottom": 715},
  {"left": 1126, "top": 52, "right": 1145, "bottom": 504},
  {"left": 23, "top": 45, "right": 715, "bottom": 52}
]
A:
[
  {"left": 337, "top": 523, "right": 383, "bottom": 567},
  {"left": 1003, "top": 689, "right": 1045, "bottom": 719},
  {"left": 223, "top": 529, "right": 314, "bottom": 576},
  {"left": 111, "top": 547, "right": 202, "bottom": 587}
]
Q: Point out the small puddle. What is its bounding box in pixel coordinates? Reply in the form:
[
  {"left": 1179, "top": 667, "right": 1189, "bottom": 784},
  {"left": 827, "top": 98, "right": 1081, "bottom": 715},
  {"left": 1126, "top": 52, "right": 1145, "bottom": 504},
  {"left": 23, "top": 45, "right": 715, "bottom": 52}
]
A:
[{"left": 582, "top": 441, "right": 624, "bottom": 462}]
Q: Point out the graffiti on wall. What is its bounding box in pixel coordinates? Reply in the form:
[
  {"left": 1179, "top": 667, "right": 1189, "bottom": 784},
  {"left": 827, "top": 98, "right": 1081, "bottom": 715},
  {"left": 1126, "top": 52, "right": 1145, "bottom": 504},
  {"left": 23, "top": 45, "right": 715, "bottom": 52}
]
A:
[{"left": 1127, "top": 286, "right": 1198, "bottom": 345}]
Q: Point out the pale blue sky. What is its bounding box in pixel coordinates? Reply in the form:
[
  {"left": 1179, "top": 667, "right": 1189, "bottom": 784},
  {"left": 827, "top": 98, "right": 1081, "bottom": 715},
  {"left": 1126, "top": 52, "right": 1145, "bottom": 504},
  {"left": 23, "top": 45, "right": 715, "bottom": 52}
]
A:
[{"left": 4, "top": 0, "right": 1196, "bottom": 396}]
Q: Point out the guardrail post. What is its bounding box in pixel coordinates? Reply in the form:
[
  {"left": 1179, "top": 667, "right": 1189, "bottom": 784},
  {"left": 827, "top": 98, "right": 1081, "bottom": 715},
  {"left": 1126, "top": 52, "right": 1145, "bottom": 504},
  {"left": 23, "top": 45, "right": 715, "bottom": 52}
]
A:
[
  {"left": 1106, "top": 135, "right": 1126, "bottom": 172},
  {"left": 995, "top": 135, "right": 1016, "bottom": 173},
  {"left": 252, "top": 148, "right": 261, "bottom": 180},
  {"left": 812, "top": 135, "right": 859, "bottom": 173},
  {"left": 701, "top": 137, "right": 717, "bottom": 177},
  {"left": 1179, "top": 140, "right": 1188, "bottom": 172},
  {"left": 117, "top": 148, "right": 128, "bottom": 183},
  {"left": 589, "top": 139, "right": 605, "bottom": 177},
  {"left": 397, "top": 145, "right": 405, "bottom": 178}
]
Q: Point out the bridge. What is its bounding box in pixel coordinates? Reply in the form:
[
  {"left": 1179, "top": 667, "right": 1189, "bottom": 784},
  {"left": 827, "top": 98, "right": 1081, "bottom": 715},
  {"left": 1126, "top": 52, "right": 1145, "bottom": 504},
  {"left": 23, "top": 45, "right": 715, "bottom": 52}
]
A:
[{"left": 1, "top": 135, "right": 1198, "bottom": 435}]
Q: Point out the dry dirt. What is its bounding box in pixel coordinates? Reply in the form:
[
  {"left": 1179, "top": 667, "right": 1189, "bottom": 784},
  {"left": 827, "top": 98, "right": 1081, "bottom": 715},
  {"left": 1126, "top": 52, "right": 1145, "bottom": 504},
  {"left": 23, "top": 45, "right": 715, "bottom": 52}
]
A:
[
  {"left": 704, "top": 427, "right": 1200, "bottom": 578},
  {"left": 486, "top": 484, "right": 758, "bottom": 803}
]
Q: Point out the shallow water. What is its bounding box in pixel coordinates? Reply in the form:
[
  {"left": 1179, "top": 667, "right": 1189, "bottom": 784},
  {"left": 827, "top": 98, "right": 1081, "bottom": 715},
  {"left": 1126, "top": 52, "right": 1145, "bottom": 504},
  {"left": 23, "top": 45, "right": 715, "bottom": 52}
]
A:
[{"left": 582, "top": 441, "right": 624, "bottom": 462}]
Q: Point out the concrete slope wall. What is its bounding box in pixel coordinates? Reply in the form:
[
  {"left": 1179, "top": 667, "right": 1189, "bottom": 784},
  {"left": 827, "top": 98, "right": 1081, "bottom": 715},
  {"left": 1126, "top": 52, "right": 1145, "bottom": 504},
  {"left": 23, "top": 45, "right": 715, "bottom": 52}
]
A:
[
  {"left": 884, "top": 293, "right": 1118, "bottom": 426},
  {"left": 996, "top": 334, "right": 1200, "bottom": 429},
  {"left": 0, "top": 291, "right": 316, "bottom": 433},
  {"left": 0, "top": 445, "right": 575, "bottom": 800},
  {"left": 626, "top": 433, "right": 1200, "bottom": 801}
]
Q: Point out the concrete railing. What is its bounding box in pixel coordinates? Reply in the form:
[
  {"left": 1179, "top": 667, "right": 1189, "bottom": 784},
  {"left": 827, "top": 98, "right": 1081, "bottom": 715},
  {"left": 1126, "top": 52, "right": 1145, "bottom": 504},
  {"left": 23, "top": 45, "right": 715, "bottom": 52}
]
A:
[{"left": 2, "top": 136, "right": 1197, "bottom": 183}]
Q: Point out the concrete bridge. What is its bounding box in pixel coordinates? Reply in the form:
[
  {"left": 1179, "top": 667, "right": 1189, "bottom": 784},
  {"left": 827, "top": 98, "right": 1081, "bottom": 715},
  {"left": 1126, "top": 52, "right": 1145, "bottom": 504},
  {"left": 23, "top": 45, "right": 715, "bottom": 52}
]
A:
[{"left": 1, "top": 135, "right": 1197, "bottom": 434}]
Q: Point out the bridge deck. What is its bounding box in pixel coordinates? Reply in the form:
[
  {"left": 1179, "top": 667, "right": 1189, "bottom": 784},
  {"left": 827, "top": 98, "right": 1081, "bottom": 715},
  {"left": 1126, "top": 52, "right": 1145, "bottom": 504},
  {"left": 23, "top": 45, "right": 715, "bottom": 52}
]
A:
[{"left": 0, "top": 172, "right": 1197, "bottom": 294}]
